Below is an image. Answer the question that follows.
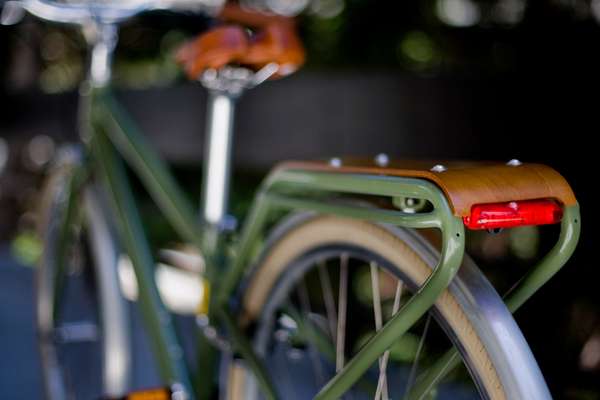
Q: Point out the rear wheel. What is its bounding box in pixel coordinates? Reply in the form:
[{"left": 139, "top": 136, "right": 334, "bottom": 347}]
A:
[
  {"left": 225, "top": 214, "right": 551, "bottom": 400},
  {"left": 36, "top": 152, "right": 131, "bottom": 399}
]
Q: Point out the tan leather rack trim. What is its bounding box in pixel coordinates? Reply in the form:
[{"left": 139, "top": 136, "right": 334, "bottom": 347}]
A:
[{"left": 275, "top": 159, "right": 577, "bottom": 218}]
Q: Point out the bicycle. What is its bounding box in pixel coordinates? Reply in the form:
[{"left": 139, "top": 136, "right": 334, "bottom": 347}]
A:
[{"left": 1, "top": 1, "right": 581, "bottom": 399}]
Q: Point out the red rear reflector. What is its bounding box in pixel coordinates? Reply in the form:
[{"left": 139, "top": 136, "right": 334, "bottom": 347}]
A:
[{"left": 463, "top": 199, "right": 563, "bottom": 230}]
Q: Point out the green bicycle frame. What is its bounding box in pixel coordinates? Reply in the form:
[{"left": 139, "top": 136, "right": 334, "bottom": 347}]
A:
[
  {"left": 18, "top": 4, "right": 579, "bottom": 399},
  {"left": 69, "top": 82, "right": 581, "bottom": 400}
]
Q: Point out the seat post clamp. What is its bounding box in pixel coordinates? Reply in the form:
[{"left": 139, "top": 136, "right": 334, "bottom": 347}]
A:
[{"left": 200, "top": 63, "right": 279, "bottom": 97}]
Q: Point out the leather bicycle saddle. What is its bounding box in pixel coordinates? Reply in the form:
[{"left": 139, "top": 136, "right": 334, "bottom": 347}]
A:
[{"left": 176, "top": 3, "right": 305, "bottom": 80}]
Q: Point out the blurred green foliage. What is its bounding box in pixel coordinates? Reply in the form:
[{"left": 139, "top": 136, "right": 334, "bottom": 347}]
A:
[
  {"left": 4, "top": 0, "right": 600, "bottom": 92},
  {"left": 11, "top": 230, "right": 42, "bottom": 266}
]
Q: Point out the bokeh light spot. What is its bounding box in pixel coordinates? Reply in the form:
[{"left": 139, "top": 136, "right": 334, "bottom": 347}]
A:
[
  {"left": 436, "top": 0, "right": 480, "bottom": 27},
  {"left": 398, "top": 31, "right": 439, "bottom": 69}
]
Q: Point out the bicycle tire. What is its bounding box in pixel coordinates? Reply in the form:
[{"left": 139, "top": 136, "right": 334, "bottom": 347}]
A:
[
  {"left": 224, "top": 214, "right": 551, "bottom": 400},
  {"left": 36, "top": 150, "right": 131, "bottom": 399}
]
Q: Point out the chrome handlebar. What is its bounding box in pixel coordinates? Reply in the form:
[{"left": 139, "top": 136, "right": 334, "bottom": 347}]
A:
[{"left": 1, "top": 0, "right": 224, "bottom": 26}]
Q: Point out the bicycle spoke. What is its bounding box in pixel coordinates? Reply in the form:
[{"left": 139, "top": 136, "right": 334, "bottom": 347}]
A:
[
  {"left": 404, "top": 313, "right": 432, "bottom": 398},
  {"left": 375, "top": 281, "right": 404, "bottom": 399},
  {"left": 370, "top": 262, "right": 389, "bottom": 400},
  {"left": 318, "top": 260, "right": 338, "bottom": 341},
  {"left": 336, "top": 253, "right": 349, "bottom": 373},
  {"left": 298, "top": 278, "right": 325, "bottom": 385}
]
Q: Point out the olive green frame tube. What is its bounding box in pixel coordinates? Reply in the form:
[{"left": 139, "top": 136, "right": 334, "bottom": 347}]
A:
[
  {"left": 83, "top": 86, "right": 581, "bottom": 400},
  {"left": 406, "top": 204, "right": 581, "bottom": 400},
  {"left": 505, "top": 204, "right": 581, "bottom": 312},
  {"left": 90, "top": 126, "right": 194, "bottom": 395},
  {"left": 51, "top": 163, "right": 88, "bottom": 323},
  {"left": 314, "top": 214, "right": 464, "bottom": 400},
  {"left": 92, "top": 90, "right": 204, "bottom": 253},
  {"left": 218, "top": 167, "right": 466, "bottom": 400},
  {"left": 217, "top": 308, "right": 278, "bottom": 400},
  {"left": 219, "top": 168, "right": 459, "bottom": 304},
  {"left": 89, "top": 88, "right": 233, "bottom": 399}
]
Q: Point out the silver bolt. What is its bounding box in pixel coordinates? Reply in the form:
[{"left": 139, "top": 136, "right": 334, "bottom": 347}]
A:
[
  {"left": 374, "top": 153, "right": 390, "bottom": 167},
  {"left": 196, "top": 315, "right": 210, "bottom": 328},
  {"left": 171, "top": 383, "right": 188, "bottom": 400},
  {"left": 329, "top": 157, "right": 342, "bottom": 168},
  {"left": 204, "top": 326, "right": 217, "bottom": 339},
  {"left": 216, "top": 338, "right": 231, "bottom": 352},
  {"left": 507, "top": 159, "right": 522, "bottom": 166},
  {"left": 431, "top": 164, "right": 447, "bottom": 173},
  {"left": 202, "top": 68, "right": 217, "bottom": 82},
  {"left": 287, "top": 348, "right": 304, "bottom": 360},
  {"left": 233, "top": 67, "right": 251, "bottom": 80}
]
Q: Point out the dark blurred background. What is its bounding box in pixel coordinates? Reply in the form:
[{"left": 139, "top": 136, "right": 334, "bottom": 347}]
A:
[{"left": 1, "top": 0, "right": 599, "bottom": 398}]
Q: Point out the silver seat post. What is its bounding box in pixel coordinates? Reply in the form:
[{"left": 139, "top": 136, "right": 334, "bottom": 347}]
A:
[
  {"left": 201, "top": 88, "right": 236, "bottom": 228},
  {"left": 199, "top": 67, "right": 258, "bottom": 229},
  {"left": 199, "top": 65, "right": 278, "bottom": 229},
  {"left": 86, "top": 23, "right": 118, "bottom": 88}
]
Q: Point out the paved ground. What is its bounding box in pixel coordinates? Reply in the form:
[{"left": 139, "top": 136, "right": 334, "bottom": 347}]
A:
[
  {"left": 0, "top": 245, "right": 172, "bottom": 399},
  {"left": 0, "top": 245, "right": 44, "bottom": 399},
  {"left": 1, "top": 246, "right": 477, "bottom": 400}
]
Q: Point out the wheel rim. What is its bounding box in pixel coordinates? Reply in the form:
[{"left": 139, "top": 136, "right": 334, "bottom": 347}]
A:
[
  {"left": 37, "top": 181, "right": 130, "bottom": 400},
  {"left": 226, "top": 215, "right": 550, "bottom": 400},
  {"left": 38, "top": 229, "right": 105, "bottom": 400},
  {"left": 249, "top": 246, "right": 482, "bottom": 400}
]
